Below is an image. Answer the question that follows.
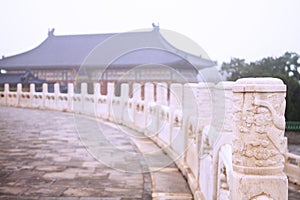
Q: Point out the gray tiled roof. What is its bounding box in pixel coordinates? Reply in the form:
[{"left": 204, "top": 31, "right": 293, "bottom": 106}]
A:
[{"left": 0, "top": 28, "right": 215, "bottom": 70}]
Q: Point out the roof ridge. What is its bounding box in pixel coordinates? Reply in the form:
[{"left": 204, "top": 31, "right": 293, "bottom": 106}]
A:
[
  {"left": 52, "top": 32, "right": 117, "bottom": 37},
  {"left": 51, "top": 29, "right": 155, "bottom": 38}
]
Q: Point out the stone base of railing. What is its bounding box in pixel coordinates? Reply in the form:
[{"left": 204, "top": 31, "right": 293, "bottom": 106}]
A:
[{"left": 231, "top": 171, "right": 288, "bottom": 200}]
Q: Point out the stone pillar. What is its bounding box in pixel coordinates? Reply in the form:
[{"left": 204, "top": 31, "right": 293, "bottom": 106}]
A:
[
  {"left": 30, "top": 83, "right": 35, "bottom": 93},
  {"left": 170, "top": 83, "right": 183, "bottom": 110},
  {"left": 231, "top": 78, "right": 288, "bottom": 200},
  {"left": 93, "top": 83, "right": 100, "bottom": 112},
  {"left": 42, "top": 83, "right": 48, "bottom": 109},
  {"left": 4, "top": 83, "right": 9, "bottom": 93},
  {"left": 17, "top": 83, "right": 22, "bottom": 106},
  {"left": 54, "top": 83, "right": 60, "bottom": 109},
  {"left": 169, "top": 83, "right": 183, "bottom": 147},
  {"left": 178, "top": 83, "right": 199, "bottom": 163},
  {"left": 42, "top": 83, "right": 48, "bottom": 93},
  {"left": 54, "top": 83, "right": 60, "bottom": 96},
  {"left": 68, "top": 83, "right": 74, "bottom": 112},
  {"left": 121, "top": 83, "right": 129, "bottom": 99},
  {"left": 121, "top": 84, "right": 129, "bottom": 101},
  {"left": 213, "top": 81, "right": 234, "bottom": 134},
  {"left": 81, "top": 83, "right": 88, "bottom": 96},
  {"left": 144, "top": 83, "right": 155, "bottom": 132},
  {"left": 156, "top": 82, "right": 168, "bottom": 106},
  {"left": 132, "top": 83, "right": 142, "bottom": 129},
  {"left": 132, "top": 83, "right": 141, "bottom": 100},
  {"left": 17, "top": 83, "right": 22, "bottom": 93},
  {"left": 4, "top": 84, "right": 9, "bottom": 105},
  {"left": 107, "top": 82, "right": 115, "bottom": 98},
  {"left": 80, "top": 83, "right": 88, "bottom": 113},
  {"left": 192, "top": 83, "right": 214, "bottom": 200},
  {"left": 196, "top": 83, "right": 214, "bottom": 129},
  {"left": 30, "top": 84, "right": 35, "bottom": 108},
  {"left": 212, "top": 81, "right": 234, "bottom": 200},
  {"left": 118, "top": 83, "right": 128, "bottom": 124},
  {"left": 93, "top": 83, "right": 100, "bottom": 98},
  {"left": 107, "top": 82, "right": 115, "bottom": 120},
  {"left": 145, "top": 82, "right": 154, "bottom": 102},
  {"left": 120, "top": 83, "right": 129, "bottom": 124}
]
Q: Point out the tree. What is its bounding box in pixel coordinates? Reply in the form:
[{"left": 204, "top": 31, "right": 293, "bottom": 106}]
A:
[{"left": 221, "top": 52, "right": 300, "bottom": 121}]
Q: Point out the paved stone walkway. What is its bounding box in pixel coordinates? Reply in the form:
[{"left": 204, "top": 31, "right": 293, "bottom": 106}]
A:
[{"left": 0, "top": 106, "right": 192, "bottom": 200}]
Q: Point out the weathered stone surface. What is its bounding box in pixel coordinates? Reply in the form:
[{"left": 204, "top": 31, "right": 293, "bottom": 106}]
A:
[
  {"left": 0, "top": 106, "right": 147, "bottom": 199},
  {"left": 0, "top": 106, "right": 191, "bottom": 199},
  {"left": 231, "top": 78, "right": 288, "bottom": 200}
]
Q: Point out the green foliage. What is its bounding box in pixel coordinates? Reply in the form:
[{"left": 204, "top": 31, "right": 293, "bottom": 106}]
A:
[{"left": 221, "top": 52, "right": 300, "bottom": 121}]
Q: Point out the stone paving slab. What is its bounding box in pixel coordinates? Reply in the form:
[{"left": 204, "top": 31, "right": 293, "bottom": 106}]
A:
[
  {"left": 0, "top": 106, "right": 151, "bottom": 199},
  {"left": 0, "top": 106, "right": 192, "bottom": 200},
  {"left": 116, "top": 126, "right": 193, "bottom": 200}
]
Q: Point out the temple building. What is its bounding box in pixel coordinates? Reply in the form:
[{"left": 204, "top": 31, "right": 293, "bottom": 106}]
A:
[
  {"left": 0, "top": 25, "right": 215, "bottom": 93},
  {"left": 0, "top": 70, "right": 44, "bottom": 85}
]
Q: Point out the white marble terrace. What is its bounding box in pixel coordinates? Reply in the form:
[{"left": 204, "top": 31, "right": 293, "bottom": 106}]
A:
[{"left": 0, "top": 77, "right": 299, "bottom": 200}]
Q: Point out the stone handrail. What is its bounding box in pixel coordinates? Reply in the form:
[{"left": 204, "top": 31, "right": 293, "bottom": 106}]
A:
[
  {"left": 285, "top": 152, "right": 300, "bottom": 185},
  {"left": 0, "top": 78, "right": 295, "bottom": 200}
]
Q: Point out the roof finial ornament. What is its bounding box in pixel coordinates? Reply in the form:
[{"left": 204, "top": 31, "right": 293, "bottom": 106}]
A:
[
  {"left": 48, "top": 28, "right": 55, "bottom": 37},
  {"left": 152, "top": 22, "right": 159, "bottom": 31}
]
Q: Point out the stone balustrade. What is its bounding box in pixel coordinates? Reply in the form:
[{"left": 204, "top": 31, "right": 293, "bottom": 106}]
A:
[
  {"left": 0, "top": 78, "right": 297, "bottom": 200},
  {"left": 285, "top": 152, "right": 300, "bottom": 185}
]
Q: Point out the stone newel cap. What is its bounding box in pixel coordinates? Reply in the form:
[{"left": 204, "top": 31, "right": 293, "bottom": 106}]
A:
[
  {"left": 233, "top": 77, "right": 286, "bottom": 92},
  {"left": 215, "top": 81, "right": 234, "bottom": 90}
]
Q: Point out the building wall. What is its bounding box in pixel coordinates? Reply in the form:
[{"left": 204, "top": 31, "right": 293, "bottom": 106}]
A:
[
  {"left": 88, "top": 66, "right": 198, "bottom": 83},
  {"left": 6, "top": 65, "right": 198, "bottom": 85},
  {"left": 32, "top": 69, "right": 75, "bottom": 82}
]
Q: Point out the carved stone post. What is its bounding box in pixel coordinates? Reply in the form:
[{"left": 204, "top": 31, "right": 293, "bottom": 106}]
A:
[
  {"left": 80, "top": 83, "right": 88, "bottom": 113},
  {"left": 93, "top": 83, "right": 100, "bottom": 102},
  {"left": 156, "top": 82, "right": 168, "bottom": 106},
  {"left": 17, "top": 83, "right": 22, "bottom": 106},
  {"left": 3, "top": 84, "right": 9, "bottom": 105},
  {"left": 144, "top": 83, "right": 155, "bottom": 136},
  {"left": 121, "top": 83, "right": 129, "bottom": 125},
  {"left": 170, "top": 83, "right": 183, "bottom": 110},
  {"left": 54, "top": 83, "right": 60, "bottom": 109},
  {"left": 132, "top": 83, "right": 141, "bottom": 129},
  {"left": 213, "top": 81, "right": 235, "bottom": 200},
  {"left": 195, "top": 82, "right": 214, "bottom": 200},
  {"left": 42, "top": 83, "right": 48, "bottom": 109},
  {"left": 231, "top": 78, "right": 288, "bottom": 200},
  {"left": 169, "top": 83, "right": 183, "bottom": 144},
  {"left": 144, "top": 83, "right": 154, "bottom": 103},
  {"left": 132, "top": 83, "right": 141, "bottom": 100},
  {"left": 107, "top": 82, "right": 115, "bottom": 121},
  {"left": 68, "top": 83, "right": 74, "bottom": 112},
  {"left": 30, "top": 83, "right": 35, "bottom": 108}
]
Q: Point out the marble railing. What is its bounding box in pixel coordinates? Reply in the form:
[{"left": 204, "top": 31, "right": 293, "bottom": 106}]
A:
[
  {"left": 0, "top": 78, "right": 297, "bottom": 200},
  {"left": 285, "top": 152, "right": 300, "bottom": 185}
]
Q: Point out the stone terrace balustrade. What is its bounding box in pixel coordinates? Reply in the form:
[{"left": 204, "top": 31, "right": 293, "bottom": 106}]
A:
[{"left": 0, "top": 77, "right": 298, "bottom": 200}]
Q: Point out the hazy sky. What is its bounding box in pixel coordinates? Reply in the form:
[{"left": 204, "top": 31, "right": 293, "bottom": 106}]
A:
[{"left": 1, "top": 0, "right": 300, "bottom": 65}]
